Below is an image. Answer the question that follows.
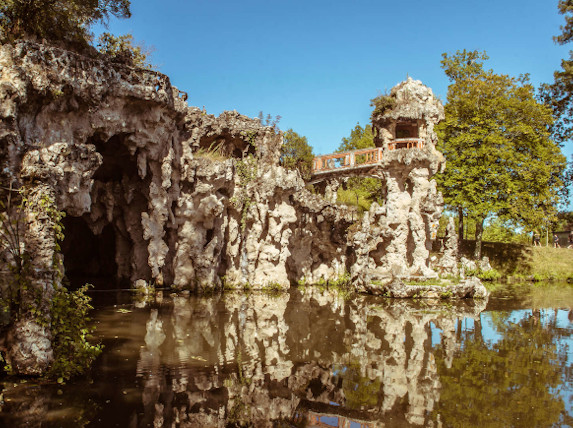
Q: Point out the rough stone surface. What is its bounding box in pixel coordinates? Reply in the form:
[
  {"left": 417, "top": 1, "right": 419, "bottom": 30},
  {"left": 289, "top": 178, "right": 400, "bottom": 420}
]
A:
[
  {"left": 436, "top": 217, "right": 459, "bottom": 275},
  {"left": 0, "top": 42, "right": 486, "bottom": 374}
]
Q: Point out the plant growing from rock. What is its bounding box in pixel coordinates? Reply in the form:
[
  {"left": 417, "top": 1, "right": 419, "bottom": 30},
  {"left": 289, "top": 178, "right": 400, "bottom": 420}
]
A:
[
  {"left": 0, "top": 186, "right": 101, "bottom": 378},
  {"left": 96, "top": 32, "right": 154, "bottom": 69}
]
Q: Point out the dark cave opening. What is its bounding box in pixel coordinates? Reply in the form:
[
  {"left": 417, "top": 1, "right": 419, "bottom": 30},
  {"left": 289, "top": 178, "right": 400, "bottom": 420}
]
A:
[
  {"left": 92, "top": 134, "right": 138, "bottom": 182},
  {"left": 61, "top": 216, "right": 122, "bottom": 290}
]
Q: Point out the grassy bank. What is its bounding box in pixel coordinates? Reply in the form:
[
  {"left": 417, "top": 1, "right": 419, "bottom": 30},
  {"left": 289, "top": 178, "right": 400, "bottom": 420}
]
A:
[
  {"left": 456, "top": 240, "right": 573, "bottom": 281},
  {"left": 516, "top": 247, "right": 573, "bottom": 281}
]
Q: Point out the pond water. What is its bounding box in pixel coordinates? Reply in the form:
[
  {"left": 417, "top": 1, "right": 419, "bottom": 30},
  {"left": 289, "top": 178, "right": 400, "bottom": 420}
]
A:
[{"left": 2, "top": 283, "right": 573, "bottom": 427}]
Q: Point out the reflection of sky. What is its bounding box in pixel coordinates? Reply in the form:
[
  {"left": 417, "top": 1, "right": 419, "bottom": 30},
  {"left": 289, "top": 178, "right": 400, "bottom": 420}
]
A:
[
  {"left": 482, "top": 313, "right": 503, "bottom": 346},
  {"left": 438, "top": 308, "right": 573, "bottom": 422},
  {"left": 428, "top": 307, "right": 573, "bottom": 422}
]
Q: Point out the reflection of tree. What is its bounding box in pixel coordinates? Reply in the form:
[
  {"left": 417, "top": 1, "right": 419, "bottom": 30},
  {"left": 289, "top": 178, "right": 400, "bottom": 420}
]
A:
[
  {"left": 432, "top": 311, "right": 568, "bottom": 427},
  {"left": 333, "top": 363, "right": 381, "bottom": 409}
]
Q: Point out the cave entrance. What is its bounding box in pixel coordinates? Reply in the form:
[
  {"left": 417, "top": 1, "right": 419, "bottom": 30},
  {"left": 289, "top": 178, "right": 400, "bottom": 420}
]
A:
[{"left": 61, "top": 216, "right": 123, "bottom": 290}]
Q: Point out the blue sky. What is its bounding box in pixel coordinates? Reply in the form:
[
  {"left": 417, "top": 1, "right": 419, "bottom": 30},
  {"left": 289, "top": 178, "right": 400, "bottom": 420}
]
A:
[{"left": 96, "top": 0, "right": 571, "bottom": 158}]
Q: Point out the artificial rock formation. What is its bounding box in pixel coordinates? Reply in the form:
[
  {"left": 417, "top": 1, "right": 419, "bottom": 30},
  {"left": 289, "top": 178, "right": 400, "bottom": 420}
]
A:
[
  {"left": 0, "top": 42, "right": 486, "bottom": 374},
  {"left": 313, "top": 77, "right": 446, "bottom": 288}
]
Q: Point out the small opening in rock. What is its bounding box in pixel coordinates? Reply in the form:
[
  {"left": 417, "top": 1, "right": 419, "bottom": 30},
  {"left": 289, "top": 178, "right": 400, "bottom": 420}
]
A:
[{"left": 204, "top": 228, "right": 214, "bottom": 248}]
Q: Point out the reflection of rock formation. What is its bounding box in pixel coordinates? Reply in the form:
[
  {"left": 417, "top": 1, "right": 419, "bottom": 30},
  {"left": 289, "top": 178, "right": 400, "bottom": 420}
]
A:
[{"left": 131, "top": 290, "right": 487, "bottom": 426}]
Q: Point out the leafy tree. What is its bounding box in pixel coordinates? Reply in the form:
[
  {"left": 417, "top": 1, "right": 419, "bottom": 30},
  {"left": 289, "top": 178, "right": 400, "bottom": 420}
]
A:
[
  {"left": 280, "top": 129, "right": 314, "bottom": 181},
  {"left": 541, "top": 0, "right": 573, "bottom": 144},
  {"left": 0, "top": 0, "right": 131, "bottom": 49},
  {"left": 553, "top": 210, "right": 573, "bottom": 231},
  {"left": 336, "top": 123, "right": 383, "bottom": 211},
  {"left": 97, "top": 32, "right": 154, "bottom": 69},
  {"left": 339, "top": 122, "right": 375, "bottom": 152},
  {"left": 482, "top": 218, "right": 530, "bottom": 244},
  {"left": 437, "top": 50, "right": 567, "bottom": 259}
]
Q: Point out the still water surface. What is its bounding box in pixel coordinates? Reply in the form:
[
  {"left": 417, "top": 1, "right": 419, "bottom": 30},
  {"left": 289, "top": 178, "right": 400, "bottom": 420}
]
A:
[{"left": 1, "top": 283, "right": 573, "bottom": 427}]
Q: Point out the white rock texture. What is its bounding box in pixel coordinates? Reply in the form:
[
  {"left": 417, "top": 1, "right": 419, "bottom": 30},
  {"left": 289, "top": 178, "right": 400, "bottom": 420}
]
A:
[{"left": 0, "top": 42, "right": 486, "bottom": 374}]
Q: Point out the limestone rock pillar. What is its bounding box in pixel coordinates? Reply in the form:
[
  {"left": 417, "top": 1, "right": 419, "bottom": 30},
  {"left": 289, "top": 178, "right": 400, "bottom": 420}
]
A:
[{"left": 7, "top": 184, "right": 60, "bottom": 375}]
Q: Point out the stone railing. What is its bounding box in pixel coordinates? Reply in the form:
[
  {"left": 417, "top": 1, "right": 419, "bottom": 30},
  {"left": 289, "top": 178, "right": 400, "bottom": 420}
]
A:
[
  {"left": 388, "top": 138, "right": 424, "bottom": 150},
  {"left": 312, "top": 138, "right": 424, "bottom": 174},
  {"left": 312, "top": 147, "right": 383, "bottom": 174}
]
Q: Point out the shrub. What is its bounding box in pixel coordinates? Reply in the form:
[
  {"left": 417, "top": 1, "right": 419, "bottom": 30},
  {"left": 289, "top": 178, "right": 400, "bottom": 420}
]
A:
[{"left": 47, "top": 284, "right": 102, "bottom": 381}]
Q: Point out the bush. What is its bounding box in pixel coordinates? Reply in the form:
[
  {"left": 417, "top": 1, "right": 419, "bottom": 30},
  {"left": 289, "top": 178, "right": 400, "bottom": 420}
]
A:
[
  {"left": 97, "top": 32, "right": 154, "bottom": 69},
  {"left": 47, "top": 284, "right": 102, "bottom": 381}
]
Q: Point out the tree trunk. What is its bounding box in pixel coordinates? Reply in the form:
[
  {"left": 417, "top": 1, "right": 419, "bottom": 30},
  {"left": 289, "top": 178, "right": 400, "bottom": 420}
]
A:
[
  {"left": 457, "top": 207, "right": 464, "bottom": 242},
  {"left": 474, "top": 217, "right": 484, "bottom": 260},
  {"left": 474, "top": 315, "right": 484, "bottom": 345}
]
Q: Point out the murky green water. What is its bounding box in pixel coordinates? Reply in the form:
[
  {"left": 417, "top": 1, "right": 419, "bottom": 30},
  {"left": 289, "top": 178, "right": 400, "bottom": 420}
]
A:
[{"left": 1, "top": 283, "right": 573, "bottom": 427}]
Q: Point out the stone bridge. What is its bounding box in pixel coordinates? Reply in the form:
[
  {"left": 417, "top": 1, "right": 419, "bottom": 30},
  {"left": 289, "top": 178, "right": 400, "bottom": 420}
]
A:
[{"left": 310, "top": 138, "right": 424, "bottom": 184}]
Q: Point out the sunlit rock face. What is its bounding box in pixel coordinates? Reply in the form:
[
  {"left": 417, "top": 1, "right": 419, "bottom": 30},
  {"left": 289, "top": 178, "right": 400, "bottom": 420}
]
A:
[
  {"left": 350, "top": 78, "right": 446, "bottom": 287},
  {"left": 128, "top": 290, "right": 487, "bottom": 427},
  {"left": 0, "top": 40, "right": 357, "bottom": 297},
  {"left": 0, "top": 42, "right": 469, "bottom": 374}
]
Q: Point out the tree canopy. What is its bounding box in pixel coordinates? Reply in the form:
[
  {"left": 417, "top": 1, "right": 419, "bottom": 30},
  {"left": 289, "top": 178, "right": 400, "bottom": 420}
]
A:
[
  {"left": 0, "top": 0, "right": 131, "bottom": 49},
  {"left": 540, "top": 0, "right": 573, "bottom": 145},
  {"left": 437, "top": 50, "right": 567, "bottom": 258},
  {"left": 280, "top": 129, "right": 314, "bottom": 181}
]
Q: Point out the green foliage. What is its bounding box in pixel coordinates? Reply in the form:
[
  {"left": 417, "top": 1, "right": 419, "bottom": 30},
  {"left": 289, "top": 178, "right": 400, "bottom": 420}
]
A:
[
  {"left": 437, "top": 50, "right": 567, "bottom": 258},
  {"left": 0, "top": 0, "right": 131, "bottom": 49},
  {"left": 481, "top": 218, "right": 530, "bottom": 245},
  {"left": 336, "top": 188, "right": 372, "bottom": 212},
  {"left": 553, "top": 210, "right": 573, "bottom": 231},
  {"left": 235, "top": 156, "right": 258, "bottom": 186},
  {"left": 47, "top": 284, "right": 102, "bottom": 380},
  {"left": 262, "top": 282, "right": 283, "bottom": 296},
  {"left": 370, "top": 93, "right": 396, "bottom": 119},
  {"left": 96, "top": 32, "right": 154, "bottom": 69},
  {"left": 336, "top": 123, "right": 383, "bottom": 211},
  {"left": 477, "top": 268, "right": 502, "bottom": 281},
  {"left": 0, "top": 187, "right": 101, "bottom": 379},
  {"left": 280, "top": 129, "right": 314, "bottom": 181},
  {"left": 541, "top": 1, "right": 573, "bottom": 146},
  {"left": 339, "top": 123, "right": 375, "bottom": 152},
  {"left": 334, "top": 362, "right": 381, "bottom": 409},
  {"left": 440, "top": 290, "right": 453, "bottom": 299}
]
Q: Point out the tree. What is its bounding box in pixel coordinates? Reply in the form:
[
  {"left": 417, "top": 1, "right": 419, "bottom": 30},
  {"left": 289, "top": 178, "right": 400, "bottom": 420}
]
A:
[
  {"left": 539, "top": 1, "right": 573, "bottom": 200},
  {"left": 541, "top": 1, "right": 573, "bottom": 145},
  {"left": 97, "top": 32, "right": 154, "bottom": 69},
  {"left": 280, "top": 129, "right": 314, "bottom": 181},
  {"left": 437, "top": 50, "right": 567, "bottom": 259},
  {"left": 338, "top": 122, "right": 375, "bottom": 152},
  {"left": 336, "top": 123, "right": 383, "bottom": 212},
  {"left": 0, "top": 0, "right": 131, "bottom": 49}
]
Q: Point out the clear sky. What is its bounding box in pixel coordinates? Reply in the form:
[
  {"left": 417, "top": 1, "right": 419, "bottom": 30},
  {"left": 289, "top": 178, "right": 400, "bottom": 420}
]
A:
[{"left": 95, "top": 0, "right": 571, "bottom": 158}]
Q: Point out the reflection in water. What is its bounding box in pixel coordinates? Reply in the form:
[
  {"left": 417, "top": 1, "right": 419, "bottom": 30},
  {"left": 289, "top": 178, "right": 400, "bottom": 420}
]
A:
[{"left": 1, "top": 284, "right": 573, "bottom": 427}]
